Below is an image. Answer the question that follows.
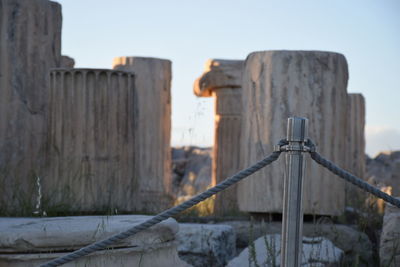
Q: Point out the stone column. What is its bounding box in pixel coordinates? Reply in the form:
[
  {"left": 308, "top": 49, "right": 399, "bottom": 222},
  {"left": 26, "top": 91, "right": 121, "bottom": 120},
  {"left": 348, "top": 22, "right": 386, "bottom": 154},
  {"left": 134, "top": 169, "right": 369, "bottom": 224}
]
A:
[
  {"left": 112, "top": 57, "right": 172, "bottom": 208},
  {"left": 193, "top": 59, "right": 244, "bottom": 215},
  {"left": 46, "top": 68, "right": 170, "bottom": 213},
  {"left": 238, "top": 51, "right": 348, "bottom": 216},
  {"left": 345, "top": 93, "right": 366, "bottom": 207},
  {"left": 0, "top": 0, "right": 62, "bottom": 215}
]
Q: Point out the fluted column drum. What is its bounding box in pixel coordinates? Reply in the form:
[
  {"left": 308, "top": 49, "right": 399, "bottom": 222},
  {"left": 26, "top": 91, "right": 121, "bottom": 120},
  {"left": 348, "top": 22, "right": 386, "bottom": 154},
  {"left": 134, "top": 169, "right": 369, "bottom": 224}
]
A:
[
  {"left": 238, "top": 51, "right": 348, "bottom": 215},
  {"left": 45, "top": 68, "right": 170, "bottom": 213}
]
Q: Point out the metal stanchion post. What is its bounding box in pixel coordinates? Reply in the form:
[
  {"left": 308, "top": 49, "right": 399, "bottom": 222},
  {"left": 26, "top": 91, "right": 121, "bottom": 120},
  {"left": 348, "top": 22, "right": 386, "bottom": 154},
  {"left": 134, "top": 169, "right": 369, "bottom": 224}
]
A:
[{"left": 281, "top": 117, "right": 308, "bottom": 267}]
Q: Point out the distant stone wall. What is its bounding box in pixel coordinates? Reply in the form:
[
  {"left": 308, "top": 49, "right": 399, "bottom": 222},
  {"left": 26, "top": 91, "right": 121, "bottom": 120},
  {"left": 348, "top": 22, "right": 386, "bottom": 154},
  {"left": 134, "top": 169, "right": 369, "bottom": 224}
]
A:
[
  {"left": 0, "top": 0, "right": 62, "bottom": 214},
  {"left": 238, "top": 51, "right": 348, "bottom": 215},
  {"left": 367, "top": 151, "right": 400, "bottom": 197}
]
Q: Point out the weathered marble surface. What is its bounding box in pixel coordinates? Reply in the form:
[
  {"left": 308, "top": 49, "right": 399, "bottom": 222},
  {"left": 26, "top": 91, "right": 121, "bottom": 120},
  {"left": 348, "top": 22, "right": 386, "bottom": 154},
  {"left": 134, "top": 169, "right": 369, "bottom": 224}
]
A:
[
  {"left": 0, "top": 246, "right": 189, "bottom": 267},
  {"left": 177, "top": 223, "right": 236, "bottom": 267},
  {"left": 220, "top": 220, "right": 373, "bottom": 266},
  {"left": 0, "top": 215, "right": 177, "bottom": 251},
  {"left": 380, "top": 200, "right": 400, "bottom": 267},
  {"left": 0, "top": 215, "right": 188, "bottom": 267},
  {"left": 113, "top": 57, "right": 173, "bottom": 204},
  {"left": 238, "top": 51, "right": 348, "bottom": 215},
  {"left": 46, "top": 68, "right": 170, "bottom": 213},
  {"left": 0, "top": 0, "right": 62, "bottom": 214},
  {"left": 227, "top": 234, "right": 343, "bottom": 267},
  {"left": 194, "top": 59, "right": 244, "bottom": 215}
]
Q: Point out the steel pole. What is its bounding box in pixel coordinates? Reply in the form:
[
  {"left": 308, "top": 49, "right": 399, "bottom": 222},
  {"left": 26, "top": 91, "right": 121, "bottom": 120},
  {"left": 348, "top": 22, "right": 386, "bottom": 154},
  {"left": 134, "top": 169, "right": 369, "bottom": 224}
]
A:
[{"left": 281, "top": 117, "right": 308, "bottom": 267}]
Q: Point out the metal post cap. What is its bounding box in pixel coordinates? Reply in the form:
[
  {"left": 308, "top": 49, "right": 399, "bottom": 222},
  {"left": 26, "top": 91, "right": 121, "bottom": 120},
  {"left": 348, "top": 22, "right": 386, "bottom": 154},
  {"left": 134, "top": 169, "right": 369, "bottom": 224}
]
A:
[{"left": 286, "top": 117, "right": 308, "bottom": 142}]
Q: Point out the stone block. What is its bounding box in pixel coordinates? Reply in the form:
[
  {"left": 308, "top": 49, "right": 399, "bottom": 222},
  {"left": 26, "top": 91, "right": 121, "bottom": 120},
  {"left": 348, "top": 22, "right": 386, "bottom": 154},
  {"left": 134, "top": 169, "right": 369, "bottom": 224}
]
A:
[
  {"left": 45, "top": 68, "right": 170, "bottom": 213},
  {"left": 0, "top": 0, "right": 62, "bottom": 215},
  {"left": 193, "top": 59, "right": 244, "bottom": 215},
  {"left": 227, "top": 234, "right": 343, "bottom": 267},
  {"left": 113, "top": 57, "right": 172, "bottom": 198},
  {"left": 0, "top": 215, "right": 189, "bottom": 267},
  {"left": 177, "top": 223, "right": 236, "bottom": 267},
  {"left": 219, "top": 220, "right": 373, "bottom": 265},
  {"left": 238, "top": 50, "right": 348, "bottom": 215}
]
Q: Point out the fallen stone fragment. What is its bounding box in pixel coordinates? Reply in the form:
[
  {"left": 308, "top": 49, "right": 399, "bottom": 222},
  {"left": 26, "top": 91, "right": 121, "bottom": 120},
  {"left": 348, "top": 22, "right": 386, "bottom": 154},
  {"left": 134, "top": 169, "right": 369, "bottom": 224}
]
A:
[
  {"left": 0, "top": 215, "right": 189, "bottom": 267},
  {"left": 176, "top": 223, "right": 236, "bottom": 267},
  {"left": 220, "top": 220, "right": 373, "bottom": 266},
  {"left": 380, "top": 199, "right": 400, "bottom": 267},
  {"left": 227, "top": 234, "right": 343, "bottom": 267}
]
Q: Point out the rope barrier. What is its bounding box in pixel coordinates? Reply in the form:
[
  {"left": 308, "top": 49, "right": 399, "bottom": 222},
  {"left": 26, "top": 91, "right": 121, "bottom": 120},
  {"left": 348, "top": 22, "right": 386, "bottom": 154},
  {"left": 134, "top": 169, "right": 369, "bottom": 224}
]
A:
[
  {"left": 40, "top": 140, "right": 286, "bottom": 267},
  {"left": 306, "top": 139, "right": 400, "bottom": 209},
  {"left": 40, "top": 137, "right": 400, "bottom": 267}
]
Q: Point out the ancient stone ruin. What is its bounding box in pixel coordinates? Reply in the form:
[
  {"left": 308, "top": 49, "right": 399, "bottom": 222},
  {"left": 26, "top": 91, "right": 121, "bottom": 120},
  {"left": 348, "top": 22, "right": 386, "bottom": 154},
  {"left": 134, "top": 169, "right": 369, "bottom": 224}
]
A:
[
  {"left": 194, "top": 51, "right": 365, "bottom": 218},
  {"left": 193, "top": 52, "right": 368, "bottom": 216},
  {"left": 2, "top": 0, "right": 397, "bottom": 266},
  {"left": 0, "top": 0, "right": 62, "bottom": 214},
  {"left": 112, "top": 56, "right": 173, "bottom": 201},
  {"left": 44, "top": 64, "right": 172, "bottom": 213},
  {"left": 0, "top": 215, "right": 188, "bottom": 266},
  {"left": 346, "top": 93, "right": 366, "bottom": 207},
  {"left": 236, "top": 51, "right": 349, "bottom": 215},
  {"left": 347, "top": 93, "right": 366, "bottom": 179},
  {"left": 193, "top": 59, "right": 244, "bottom": 215}
]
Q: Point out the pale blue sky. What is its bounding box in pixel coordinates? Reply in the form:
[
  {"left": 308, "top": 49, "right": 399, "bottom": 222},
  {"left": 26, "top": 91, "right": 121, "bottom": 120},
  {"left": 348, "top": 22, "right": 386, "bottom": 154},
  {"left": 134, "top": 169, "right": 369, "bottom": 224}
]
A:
[{"left": 56, "top": 0, "right": 400, "bottom": 156}]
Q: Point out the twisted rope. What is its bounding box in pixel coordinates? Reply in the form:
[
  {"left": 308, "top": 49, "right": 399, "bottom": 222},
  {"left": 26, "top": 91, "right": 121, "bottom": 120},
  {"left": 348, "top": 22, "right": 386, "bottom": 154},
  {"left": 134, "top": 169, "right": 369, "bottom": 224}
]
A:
[
  {"left": 41, "top": 141, "right": 285, "bottom": 267},
  {"left": 307, "top": 140, "right": 400, "bottom": 208}
]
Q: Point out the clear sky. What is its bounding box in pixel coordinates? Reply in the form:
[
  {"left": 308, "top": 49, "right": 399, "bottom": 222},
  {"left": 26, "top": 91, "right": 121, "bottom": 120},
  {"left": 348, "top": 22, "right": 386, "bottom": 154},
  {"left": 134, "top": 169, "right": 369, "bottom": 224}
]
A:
[{"left": 56, "top": 0, "right": 400, "bottom": 157}]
